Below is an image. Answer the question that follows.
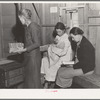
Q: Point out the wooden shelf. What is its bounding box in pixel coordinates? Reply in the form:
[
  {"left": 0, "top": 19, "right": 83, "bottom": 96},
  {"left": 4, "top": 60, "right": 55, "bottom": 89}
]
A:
[
  {"left": 88, "top": 16, "right": 100, "bottom": 18},
  {"left": 79, "top": 24, "right": 100, "bottom": 26},
  {"left": 42, "top": 24, "right": 55, "bottom": 27}
]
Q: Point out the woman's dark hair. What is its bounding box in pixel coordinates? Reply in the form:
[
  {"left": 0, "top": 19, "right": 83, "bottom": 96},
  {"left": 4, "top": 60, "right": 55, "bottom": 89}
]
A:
[
  {"left": 18, "top": 9, "right": 32, "bottom": 19},
  {"left": 52, "top": 29, "right": 57, "bottom": 38},
  {"left": 69, "top": 27, "right": 84, "bottom": 35},
  {"left": 55, "top": 22, "right": 66, "bottom": 30}
]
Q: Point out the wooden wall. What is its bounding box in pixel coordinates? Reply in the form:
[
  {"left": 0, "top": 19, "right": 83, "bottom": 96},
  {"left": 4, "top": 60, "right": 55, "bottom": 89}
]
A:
[
  {"left": 0, "top": 4, "right": 2, "bottom": 59},
  {"left": 0, "top": 5, "right": 2, "bottom": 59},
  {"left": 0, "top": 3, "right": 16, "bottom": 59},
  {"left": 88, "top": 3, "right": 100, "bottom": 75},
  {"left": 41, "top": 3, "right": 72, "bottom": 45},
  {"left": 78, "top": 3, "right": 100, "bottom": 75}
]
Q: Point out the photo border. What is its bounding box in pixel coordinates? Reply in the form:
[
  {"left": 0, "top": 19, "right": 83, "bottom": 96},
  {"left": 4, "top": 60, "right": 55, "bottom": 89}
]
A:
[{"left": 0, "top": 0, "right": 100, "bottom": 99}]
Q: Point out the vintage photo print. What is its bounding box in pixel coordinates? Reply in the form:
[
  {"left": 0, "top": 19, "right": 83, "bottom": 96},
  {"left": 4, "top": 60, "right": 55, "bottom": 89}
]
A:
[{"left": 0, "top": 0, "right": 100, "bottom": 99}]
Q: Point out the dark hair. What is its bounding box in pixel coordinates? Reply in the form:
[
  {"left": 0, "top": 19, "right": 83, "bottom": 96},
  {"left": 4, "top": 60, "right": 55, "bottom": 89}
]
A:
[
  {"left": 52, "top": 29, "right": 57, "bottom": 38},
  {"left": 55, "top": 22, "right": 65, "bottom": 30},
  {"left": 69, "top": 27, "right": 84, "bottom": 35},
  {"left": 18, "top": 9, "right": 32, "bottom": 19}
]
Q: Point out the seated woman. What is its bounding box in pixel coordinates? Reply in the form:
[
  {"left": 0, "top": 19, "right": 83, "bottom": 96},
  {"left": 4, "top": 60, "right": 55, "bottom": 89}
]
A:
[
  {"left": 55, "top": 27, "right": 95, "bottom": 88},
  {"left": 41, "top": 22, "right": 73, "bottom": 88}
]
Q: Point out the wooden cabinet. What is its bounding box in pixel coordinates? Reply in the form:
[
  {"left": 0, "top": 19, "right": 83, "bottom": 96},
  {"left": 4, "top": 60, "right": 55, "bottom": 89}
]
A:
[{"left": 0, "top": 59, "right": 24, "bottom": 88}]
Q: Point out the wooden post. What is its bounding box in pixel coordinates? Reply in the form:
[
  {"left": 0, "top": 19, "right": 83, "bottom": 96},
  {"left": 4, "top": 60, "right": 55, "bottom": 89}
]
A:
[
  {"left": 0, "top": 4, "right": 4, "bottom": 58},
  {"left": 94, "top": 27, "right": 100, "bottom": 75},
  {"left": 41, "top": 4, "right": 46, "bottom": 45},
  {"left": 0, "top": 4, "right": 3, "bottom": 59},
  {"left": 83, "top": 3, "right": 89, "bottom": 39}
]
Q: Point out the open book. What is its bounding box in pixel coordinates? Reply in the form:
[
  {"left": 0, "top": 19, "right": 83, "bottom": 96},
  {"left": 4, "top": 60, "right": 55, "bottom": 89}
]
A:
[
  {"left": 62, "top": 61, "right": 74, "bottom": 65},
  {"left": 9, "top": 43, "right": 24, "bottom": 53}
]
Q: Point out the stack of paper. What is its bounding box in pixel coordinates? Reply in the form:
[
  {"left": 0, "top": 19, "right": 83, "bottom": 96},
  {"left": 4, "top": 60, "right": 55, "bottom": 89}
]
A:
[
  {"left": 62, "top": 61, "right": 74, "bottom": 65},
  {"left": 9, "top": 43, "right": 24, "bottom": 53}
]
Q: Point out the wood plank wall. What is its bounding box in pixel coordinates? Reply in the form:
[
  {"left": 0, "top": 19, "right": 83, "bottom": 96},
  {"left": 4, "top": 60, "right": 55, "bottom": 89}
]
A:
[
  {"left": 79, "top": 3, "right": 100, "bottom": 75},
  {"left": 41, "top": 3, "right": 69, "bottom": 45},
  {"left": 0, "top": 4, "right": 3, "bottom": 59},
  {"left": 79, "top": 3, "right": 98, "bottom": 48},
  {"left": 88, "top": 3, "right": 100, "bottom": 75},
  {"left": 0, "top": 3, "right": 16, "bottom": 59}
]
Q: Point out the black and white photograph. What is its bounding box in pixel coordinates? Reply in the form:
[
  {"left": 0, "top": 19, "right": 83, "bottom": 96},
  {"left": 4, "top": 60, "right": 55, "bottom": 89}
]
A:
[{"left": 0, "top": 1, "right": 100, "bottom": 99}]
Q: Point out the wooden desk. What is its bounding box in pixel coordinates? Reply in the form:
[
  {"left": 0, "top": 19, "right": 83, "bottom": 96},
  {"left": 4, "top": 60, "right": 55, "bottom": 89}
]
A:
[{"left": 0, "top": 59, "right": 24, "bottom": 88}]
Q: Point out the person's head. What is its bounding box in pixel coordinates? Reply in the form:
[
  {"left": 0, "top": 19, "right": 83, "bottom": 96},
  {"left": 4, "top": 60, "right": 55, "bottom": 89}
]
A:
[
  {"left": 69, "top": 27, "right": 84, "bottom": 42},
  {"left": 55, "top": 22, "right": 66, "bottom": 36},
  {"left": 18, "top": 9, "right": 32, "bottom": 25}
]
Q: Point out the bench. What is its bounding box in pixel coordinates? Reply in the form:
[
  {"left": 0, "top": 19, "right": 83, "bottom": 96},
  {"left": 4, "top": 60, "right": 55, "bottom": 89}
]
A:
[{"left": 73, "top": 73, "right": 100, "bottom": 88}]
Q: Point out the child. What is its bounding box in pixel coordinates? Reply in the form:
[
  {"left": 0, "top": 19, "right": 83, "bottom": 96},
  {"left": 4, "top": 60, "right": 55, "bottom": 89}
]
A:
[{"left": 48, "top": 33, "right": 71, "bottom": 67}]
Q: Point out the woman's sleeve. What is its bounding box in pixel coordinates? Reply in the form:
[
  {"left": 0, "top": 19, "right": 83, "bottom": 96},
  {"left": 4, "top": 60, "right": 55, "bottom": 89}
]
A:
[
  {"left": 73, "top": 61, "right": 93, "bottom": 74},
  {"left": 73, "top": 43, "right": 95, "bottom": 74},
  {"left": 27, "top": 24, "right": 40, "bottom": 52}
]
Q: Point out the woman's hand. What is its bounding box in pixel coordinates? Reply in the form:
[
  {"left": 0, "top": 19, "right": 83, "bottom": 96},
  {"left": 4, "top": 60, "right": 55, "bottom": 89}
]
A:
[
  {"left": 17, "top": 48, "right": 27, "bottom": 54},
  {"left": 68, "top": 64, "right": 73, "bottom": 68}
]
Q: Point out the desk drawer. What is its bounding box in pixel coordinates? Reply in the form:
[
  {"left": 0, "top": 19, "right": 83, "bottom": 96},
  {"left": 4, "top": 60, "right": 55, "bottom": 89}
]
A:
[
  {"left": 8, "top": 67, "right": 24, "bottom": 79},
  {"left": 5, "top": 75, "right": 24, "bottom": 87}
]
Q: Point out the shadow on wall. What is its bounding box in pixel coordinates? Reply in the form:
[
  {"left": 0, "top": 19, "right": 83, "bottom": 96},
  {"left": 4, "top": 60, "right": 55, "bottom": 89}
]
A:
[
  {"left": 12, "top": 21, "right": 25, "bottom": 43},
  {"left": 7, "top": 22, "right": 25, "bottom": 63},
  {"left": 7, "top": 5, "right": 25, "bottom": 63}
]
